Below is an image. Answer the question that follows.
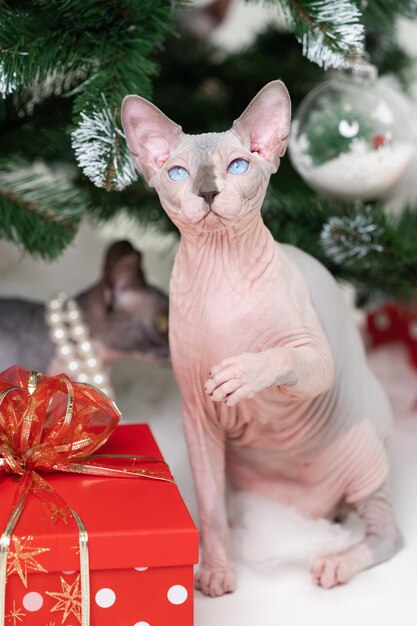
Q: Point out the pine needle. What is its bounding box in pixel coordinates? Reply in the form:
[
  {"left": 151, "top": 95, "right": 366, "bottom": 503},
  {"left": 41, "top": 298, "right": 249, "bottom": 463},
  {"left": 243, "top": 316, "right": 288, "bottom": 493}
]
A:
[
  {"left": 0, "top": 60, "right": 17, "bottom": 99},
  {"left": 263, "top": 0, "right": 365, "bottom": 68},
  {"left": 320, "top": 211, "right": 384, "bottom": 264},
  {"left": 0, "top": 161, "right": 87, "bottom": 258},
  {"left": 71, "top": 95, "right": 138, "bottom": 191}
]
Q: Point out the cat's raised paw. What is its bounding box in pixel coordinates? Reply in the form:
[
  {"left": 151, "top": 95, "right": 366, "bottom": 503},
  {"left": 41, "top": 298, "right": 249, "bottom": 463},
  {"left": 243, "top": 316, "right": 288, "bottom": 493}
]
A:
[{"left": 205, "top": 351, "right": 280, "bottom": 406}]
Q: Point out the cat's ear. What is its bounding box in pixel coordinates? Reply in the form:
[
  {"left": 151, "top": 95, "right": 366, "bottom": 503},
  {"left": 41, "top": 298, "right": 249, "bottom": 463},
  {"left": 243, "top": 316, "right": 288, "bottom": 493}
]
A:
[
  {"left": 232, "top": 81, "right": 291, "bottom": 171},
  {"left": 122, "top": 96, "right": 184, "bottom": 183}
]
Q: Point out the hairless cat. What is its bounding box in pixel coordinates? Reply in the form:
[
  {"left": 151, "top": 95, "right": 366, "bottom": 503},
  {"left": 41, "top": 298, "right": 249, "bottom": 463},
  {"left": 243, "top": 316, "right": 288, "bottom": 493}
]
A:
[{"left": 122, "top": 81, "right": 402, "bottom": 597}]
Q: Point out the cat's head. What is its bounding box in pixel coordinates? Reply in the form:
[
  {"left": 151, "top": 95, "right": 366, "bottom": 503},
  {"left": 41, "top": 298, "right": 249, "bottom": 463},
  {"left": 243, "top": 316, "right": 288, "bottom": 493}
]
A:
[{"left": 122, "top": 81, "right": 291, "bottom": 233}]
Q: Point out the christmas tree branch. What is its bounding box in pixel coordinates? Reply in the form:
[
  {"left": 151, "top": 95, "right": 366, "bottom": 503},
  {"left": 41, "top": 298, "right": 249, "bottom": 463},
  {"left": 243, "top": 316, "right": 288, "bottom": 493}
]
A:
[
  {"left": 263, "top": 192, "right": 417, "bottom": 301},
  {"left": 261, "top": 0, "right": 364, "bottom": 68},
  {"left": 67, "top": 1, "right": 176, "bottom": 191},
  {"left": 0, "top": 1, "right": 177, "bottom": 191},
  {"left": 0, "top": 6, "right": 94, "bottom": 99},
  {"left": 71, "top": 95, "right": 137, "bottom": 192},
  {"left": 0, "top": 161, "right": 87, "bottom": 258},
  {"left": 83, "top": 177, "right": 176, "bottom": 235},
  {"left": 359, "top": 0, "right": 417, "bottom": 31}
]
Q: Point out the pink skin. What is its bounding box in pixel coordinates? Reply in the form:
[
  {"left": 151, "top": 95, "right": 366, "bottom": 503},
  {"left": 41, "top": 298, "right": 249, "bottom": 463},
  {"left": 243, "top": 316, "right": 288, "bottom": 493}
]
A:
[{"left": 122, "top": 82, "right": 402, "bottom": 597}]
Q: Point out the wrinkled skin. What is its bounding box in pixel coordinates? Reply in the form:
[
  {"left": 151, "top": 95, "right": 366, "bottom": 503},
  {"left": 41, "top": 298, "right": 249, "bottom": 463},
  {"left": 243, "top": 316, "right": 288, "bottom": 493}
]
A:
[
  {"left": 0, "top": 241, "right": 169, "bottom": 375},
  {"left": 122, "top": 82, "right": 402, "bottom": 597}
]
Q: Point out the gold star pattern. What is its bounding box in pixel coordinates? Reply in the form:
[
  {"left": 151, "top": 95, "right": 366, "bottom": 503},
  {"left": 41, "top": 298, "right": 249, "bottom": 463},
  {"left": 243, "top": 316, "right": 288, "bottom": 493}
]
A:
[
  {"left": 47, "top": 501, "right": 71, "bottom": 525},
  {"left": 7, "top": 535, "right": 50, "bottom": 587},
  {"left": 46, "top": 575, "right": 81, "bottom": 623},
  {"left": 45, "top": 622, "right": 55, "bottom": 626},
  {"left": 6, "top": 600, "right": 25, "bottom": 625}
]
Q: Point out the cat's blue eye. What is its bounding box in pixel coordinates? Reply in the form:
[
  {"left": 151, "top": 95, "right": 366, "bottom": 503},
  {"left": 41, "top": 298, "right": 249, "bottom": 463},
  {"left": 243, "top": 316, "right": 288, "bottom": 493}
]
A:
[
  {"left": 168, "top": 166, "right": 190, "bottom": 181},
  {"left": 227, "top": 158, "right": 250, "bottom": 175}
]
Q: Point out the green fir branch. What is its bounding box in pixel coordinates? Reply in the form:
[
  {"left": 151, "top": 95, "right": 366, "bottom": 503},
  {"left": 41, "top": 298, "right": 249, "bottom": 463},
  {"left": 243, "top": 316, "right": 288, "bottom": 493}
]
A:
[
  {"left": 260, "top": 0, "right": 364, "bottom": 68},
  {"left": 67, "top": 1, "right": 177, "bottom": 190},
  {"left": 71, "top": 95, "right": 138, "bottom": 192},
  {"left": 0, "top": 1, "right": 177, "bottom": 190},
  {"left": 83, "top": 177, "right": 176, "bottom": 235},
  {"left": 263, "top": 192, "right": 417, "bottom": 301},
  {"left": 0, "top": 7, "right": 94, "bottom": 98},
  {"left": 0, "top": 161, "right": 87, "bottom": 258},
  {"left": 358, "top": 0, "right": 417, "bottom": 31},
  {"left": 320, "top": 209, "right": 384, "bottom": 264}
]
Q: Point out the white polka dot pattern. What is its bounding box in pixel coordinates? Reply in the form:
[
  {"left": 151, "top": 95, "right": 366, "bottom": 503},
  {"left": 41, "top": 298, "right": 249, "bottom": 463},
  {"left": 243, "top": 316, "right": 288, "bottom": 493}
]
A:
[
  {"left": 134, "top": 566, "right": 149, "bottom": 571},
  {"left": 167, "top": 585, "right": 188, "bottom": 605},
  {"left": 95, "top": 587, "right": 116, "bottom": 608},
  {"left": 22, "top": 592, "right": 43, "bottom": 611}
]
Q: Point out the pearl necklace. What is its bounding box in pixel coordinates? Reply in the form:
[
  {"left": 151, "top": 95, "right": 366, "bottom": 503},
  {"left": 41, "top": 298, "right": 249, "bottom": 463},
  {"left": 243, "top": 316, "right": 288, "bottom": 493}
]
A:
[{"left": 46, "top": 292, "right": 114, "bottom": 398}]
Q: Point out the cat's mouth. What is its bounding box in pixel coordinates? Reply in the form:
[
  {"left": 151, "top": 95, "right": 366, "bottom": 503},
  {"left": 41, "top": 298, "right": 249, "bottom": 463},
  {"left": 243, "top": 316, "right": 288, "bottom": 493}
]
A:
[{"left": 195, "top": 207, "right": 228, "bottom": 230}]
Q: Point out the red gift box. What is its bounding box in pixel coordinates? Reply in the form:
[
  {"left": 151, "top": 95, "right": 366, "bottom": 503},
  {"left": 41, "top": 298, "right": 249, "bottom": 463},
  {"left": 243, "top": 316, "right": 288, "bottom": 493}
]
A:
[{"left": 2, "top": 423, "right": 198, "bottom": 626}]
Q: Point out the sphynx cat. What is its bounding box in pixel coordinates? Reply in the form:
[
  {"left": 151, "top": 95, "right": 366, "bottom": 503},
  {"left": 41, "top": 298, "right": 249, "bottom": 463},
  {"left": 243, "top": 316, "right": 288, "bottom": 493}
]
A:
[{"left": 122, "top": 81, "right": 402, "bottom": 596}]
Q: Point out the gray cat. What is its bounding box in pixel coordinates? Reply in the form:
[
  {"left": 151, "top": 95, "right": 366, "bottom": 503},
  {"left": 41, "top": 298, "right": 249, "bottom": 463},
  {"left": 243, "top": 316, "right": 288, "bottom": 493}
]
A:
[{"left": 0, "top": 240, "right": 169, "bottom": 375}]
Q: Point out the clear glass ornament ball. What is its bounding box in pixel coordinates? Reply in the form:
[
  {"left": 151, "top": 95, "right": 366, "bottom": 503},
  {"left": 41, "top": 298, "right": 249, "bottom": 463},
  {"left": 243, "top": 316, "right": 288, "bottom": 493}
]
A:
[{"left": 289, "top": 63, "right": 414, "bottom": 201}]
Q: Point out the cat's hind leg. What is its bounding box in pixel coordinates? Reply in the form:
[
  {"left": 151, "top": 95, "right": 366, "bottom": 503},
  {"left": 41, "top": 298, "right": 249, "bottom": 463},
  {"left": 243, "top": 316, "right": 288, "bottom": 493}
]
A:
[{"left": 312, "top": 483, "right": 403, "bottom": 589}]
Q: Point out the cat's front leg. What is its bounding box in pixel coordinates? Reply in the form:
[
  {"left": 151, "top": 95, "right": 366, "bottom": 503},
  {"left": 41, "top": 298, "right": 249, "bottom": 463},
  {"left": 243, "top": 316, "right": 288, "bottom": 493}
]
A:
[
  {"left": 183, "top": 406, "right": 236, "bottom": 596},
  {"left": 205, "top": 344, "right": 333, "bottom": 406}
]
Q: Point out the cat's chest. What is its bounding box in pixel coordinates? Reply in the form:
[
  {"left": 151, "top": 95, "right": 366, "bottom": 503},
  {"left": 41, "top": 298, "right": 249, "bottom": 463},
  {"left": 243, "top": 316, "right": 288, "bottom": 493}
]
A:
[{"left": 170, "top": 265, "right": 285, "bottom": 355}]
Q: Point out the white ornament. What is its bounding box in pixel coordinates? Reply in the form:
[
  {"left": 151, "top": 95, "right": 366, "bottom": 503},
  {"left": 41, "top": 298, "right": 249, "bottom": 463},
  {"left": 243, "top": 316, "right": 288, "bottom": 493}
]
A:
[
  {"left": 73, "top": 324, "right": 87, "bottom": 337},
  {"left": 68, "top": 309, "right": 80, "bottom": 321},
  {"left": 49, "top": 299, "right": 61, "bottom": 310},
  {"left": 289, "top": 63, "right": 414, "bottom": 201},
  {"left": 52, "top": 328, "right": 66, "bottom": 341},
  {"left": 46, "top": 293, "right": 114, "bottom": 398},
  {"left": 293, "top": 141, "right": 413, "bottom": 200},
  {"left": 49, "top": 312, "right": 61, "bottom": 324},
  {"left": 58, "top": 344, "right": 74, "bottom": 357}
]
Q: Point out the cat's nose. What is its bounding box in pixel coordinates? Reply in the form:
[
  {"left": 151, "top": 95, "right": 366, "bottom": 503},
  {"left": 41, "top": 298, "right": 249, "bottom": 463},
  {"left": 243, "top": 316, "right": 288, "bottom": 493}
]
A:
[{"left": 198, "top": 189, "right": 219, "bottom": 207}]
